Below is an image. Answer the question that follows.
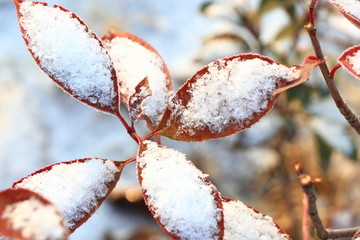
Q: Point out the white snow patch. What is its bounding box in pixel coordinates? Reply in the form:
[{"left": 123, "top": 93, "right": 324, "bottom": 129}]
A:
[
  {"left": 223, "top": 200, "right": 288, "bottom": 240},
  {"left": 103, "top": 37, "right": 170, "bottom": 125},
  {"left": 13, "top": 158, "right": 119, "bottom": 229},
  {"left": 19, "top": 2, "right": 117, "bottom": 108},
  {"left": 174, "top": 57, "right": 299, "bottom": 135},
  {"left": 328, "top": 0, "right": 360, "bottom": 20},
  {"left": 2, "top": 197, "right": 65, "bottom": 240},
  {"left": 344, "top": 48, "right": 360, "bottom": 75},
  {"left": 137, "top": 141, "right": 222, "bottom": 240}
]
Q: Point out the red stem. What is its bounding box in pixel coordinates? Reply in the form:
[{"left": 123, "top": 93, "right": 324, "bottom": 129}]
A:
[
  {"left": 308, "top": 0, "right": 317, "bottom": 27},
  {"left": 330, "top": 64, "right": 342, "bottom": 79},
  {"left": 113, "top": 157, "right": 136, "bottom": 168},
  {"left": 306, "top": 3, "right": 360, "bottom": 135},
  {"left": 155, "top": 134, "right": 162, "bottom": 144},
  {"left": 115, "top": 111, "right": 143, "bottom": 144},
  {"left": 144, "top": 130, "right": 158, "bottom": 141}
]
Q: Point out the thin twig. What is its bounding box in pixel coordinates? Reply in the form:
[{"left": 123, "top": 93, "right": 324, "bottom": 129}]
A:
[
  {"left": 308, "top": 0, "right": 317, "bottom": 27},
  {"left": 302, "top": 193, "right": 310, "bottom": 240},
  {"left": 330, "top": 64, "right": 342, "bottom": 79},
  {"left": 113, "top": 157, "right": 136, "bottom": 168},
  {"left": 295, "top": 163, "right": 360, "bottom": 239},
  {"left": 306, "top": 2, "right": 360, "bottom": 136},
  {"left": 115, "top": 111, "right": 143, "bottom": 144}
]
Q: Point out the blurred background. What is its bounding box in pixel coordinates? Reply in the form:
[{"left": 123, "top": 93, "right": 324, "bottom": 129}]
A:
[{"left": 2, "top": 0, "right": 360, "bottom": 239}]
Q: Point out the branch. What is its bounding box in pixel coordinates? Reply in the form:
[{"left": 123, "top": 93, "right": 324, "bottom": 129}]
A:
[
  {"left": 306, "top": 2, "right": 360, "bottom": 136},
  {"left": 115, "top": 111, "right": 143, "bottom": 144},
  {"left": 302, "top": 193, "right": 310, "bottom": 240},
  {"left": 294, "top": 163, "right": 360, "bottom": 239}
]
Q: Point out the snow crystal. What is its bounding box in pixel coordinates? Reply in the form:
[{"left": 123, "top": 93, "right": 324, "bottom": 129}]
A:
[
  {"left": 19, "top": 2, "right": 117, "bottom": 108},
  {"left": 328, "top": 0, "right": 360, "bottom": 20},
  {"left": 2, "top": 197, "right": 65, "bottom": 240},
  {"left": 345, "top": 49, "right": 360, "bottom": 75},
  {"left": 137, "top": 141, "right": 222, "bottom": 240},
  {"left": 13, "top": 159, "right": 119, "bottom": 229},
  {"left": 174, "top": 57, "right": 299, "bottom": 135},
  {"left": 223, "top": 200, "right": 288, "bottom": 240},
  {"left": 103, "top": 37, "right": 170, "bottom": 124}
]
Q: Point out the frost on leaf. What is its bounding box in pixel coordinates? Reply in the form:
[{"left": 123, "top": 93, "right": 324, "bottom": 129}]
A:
[
  {"left": 102, "top": 29, "right": 173, "bottom": 127},
  {"left": 137, "top": 141, "right": 224, "bottom": 240},
  {"left": 338, "top": 45, "right": 360, "bottom": 79},
  {"left": 222, "top": 198, "right": 290, "bottom": 240},
  {"left": 128, "top": 77, "right": 152, "bottom": 123},
  {"left": 12, "top": 158, "right": 121, "bottom": 233},
  {"left": 155, "top": 54, "right": 320, "bottom": 142},
  {"left": 327, "top": 0, "right": 360, "bottom": 29},
  {"left": 0, "top": 188, "right": 68, "bottom": 240},
  {"left": 14, "top": 1, "right": 119, "bottom": 115},
  {"left": 352, "top": 231, "right": 360, "bottom": 240}
]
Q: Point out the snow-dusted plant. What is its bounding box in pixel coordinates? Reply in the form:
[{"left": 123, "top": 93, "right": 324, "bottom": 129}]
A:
[{"left": 3, "top": 0, "right": 360, "bottom": 239}]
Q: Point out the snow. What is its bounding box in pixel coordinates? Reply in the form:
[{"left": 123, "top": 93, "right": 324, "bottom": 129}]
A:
[
  {"left": 19, "top": 2, "right": 117, "bottom": 109},
  {"left": 137, "top": 141, "right": 222, "bottom": 240},
  {"left": 13, "top": 159, "right": 119, "bottom": 229},
  {"left": 174, "top": 56, "right": 299, "bottom": 135},
  {"left": 328, "top": 0, "right": 360, "bottom": 20},
  {"left": 103, "top": 36, "right": 170, "bottom": 124},
  {"left": 2, "top": 197, "right": 66, "bottom": 240},
  {"left": 344, "top": 48, "right": 360, "bottom": 75},
  {"left": 223, "top": 199, "right": 288, "bottom": 240},
  {"left": 1, "top": 0, "right": 225, "bottom": 239}
]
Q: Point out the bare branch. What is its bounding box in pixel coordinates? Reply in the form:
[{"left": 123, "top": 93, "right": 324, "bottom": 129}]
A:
[
  {"left": 302, "top": 193, "right": 310, "bottom": 240},
  {"left": 305, "top": 2, "right": 360, "bottom": 136},
  {"left": 295, "top": 163, "right": 360, "bottom": 239}
]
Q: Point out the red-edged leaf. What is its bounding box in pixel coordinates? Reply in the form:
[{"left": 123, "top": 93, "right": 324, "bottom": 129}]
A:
[
  {"left": 128, "top": 77, "right": 152, "bottom": 123},
  {"left": 338, "top": 45, "right": 360, "bottom": 79},
  {"left": 12, "top": 158, "right": 122, "bottom": 233},
  {"left": 154, "top": 54, "right": 321, "bottom": 142},
  {"left": 102, "top": 29, "right": 173, "bottom": 127},
  {"left": 273, "top": 56, "right": 323, "bottom": 94},
  {"left": 222, "top": 198, "right": 291, "bottom": 240},
  {"left": 327, "top": 0, "right": 360, "bottom": 29},
  {"left": 352, "top": 231, "right": 360, "bottom": 240},
  {"left": 0, "top": 188, "right": 69, "bottom": 240},
  {"left": 13, "top": 0, "right": 119, "bottom": 115},
  {"left": 137, "top": 141, "right": 224, "bottom": 240}
]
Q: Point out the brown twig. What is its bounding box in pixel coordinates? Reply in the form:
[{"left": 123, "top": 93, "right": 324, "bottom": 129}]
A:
[
  {"left": 308, "top": 0, "right": 317, "bottom": 27},
  {"left": 306, "top": 1, "right": 360, "bottom": 136},
  {"left": 113, "top": 157, "right": 136, "bottom": 168},
  {"left": 302, "top": 193, "right": 310, "bottom": 240},
  {"left": 295, "top": 163, "right": 360, "bottom": 239},
  {"left": 115, "top": 111, "right": 143, "bottom": 144}
]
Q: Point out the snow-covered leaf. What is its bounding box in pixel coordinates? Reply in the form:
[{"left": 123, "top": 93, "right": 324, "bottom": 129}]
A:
[
  {"left": 353, "top": 231, "right": 360, "bottom": 240},
  {"left": 12, "top": 158, "right": 122, "bottom": 233},
  {"left": 155, "top": 54, "right": 320, "bottom": 142},
  {"left": 14, "top": 0, "right": 119, "bottom": 114},
  {"left": 128, "top": 77, "right": 152, "bottom": 123},
  {"left": 222, "top": 198, "right": 290, "bottom": 240},
  {"left": 0, "top": 188, "right": 69, "bottom": 240},
  {"left": 137, "top": 141, "right": 224, "bottom": 240},
  {"left": 327, "top": 0, "right": 360, "bottom": 29},
  {"left": 338, "top": 45, "right": 360, "bottom": 79},
  {"left": 102, "top": 29, "right": 173, "bottom": 127}
]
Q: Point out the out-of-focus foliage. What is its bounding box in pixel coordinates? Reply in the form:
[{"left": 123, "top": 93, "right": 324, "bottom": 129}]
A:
[
  {"left": 194, "top": 0, "right": 360, "bottom": 239},
  {"left": 3, "top": 0, "right": 360, "bottom": 239}
]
